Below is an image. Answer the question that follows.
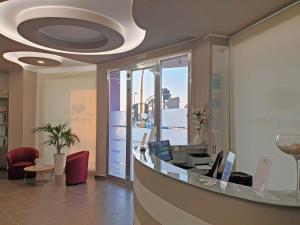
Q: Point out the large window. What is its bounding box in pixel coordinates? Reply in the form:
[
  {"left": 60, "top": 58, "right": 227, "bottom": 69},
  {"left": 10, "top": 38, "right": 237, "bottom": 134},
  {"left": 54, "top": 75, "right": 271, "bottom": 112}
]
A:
[
  {"left": 161, "top": 55, "right": 189, "bottom": 145},
  {"left": 108, "top": 53, "right": 190, "bottom": 180}
]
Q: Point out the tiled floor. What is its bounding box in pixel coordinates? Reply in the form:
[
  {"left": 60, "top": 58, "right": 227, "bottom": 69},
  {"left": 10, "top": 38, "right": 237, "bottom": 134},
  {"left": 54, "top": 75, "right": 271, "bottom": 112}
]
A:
[{"left": 0, "top": 171, "right": 133, "bottom": 225}]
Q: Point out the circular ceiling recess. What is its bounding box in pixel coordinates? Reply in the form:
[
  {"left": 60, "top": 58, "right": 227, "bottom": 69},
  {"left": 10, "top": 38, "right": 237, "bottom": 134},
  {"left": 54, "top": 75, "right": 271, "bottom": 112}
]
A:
[
  {"left": 17, "top": 17, "right": 124, "bottom": 53},
  {"left": 3, "top": 51, "right": 63, "bottom": 70},
  {"left": 3, "top": 51, "right": 96, "bottom": 72},
  {"left": 18, "top": 56, "right": 62, "bottom": 66},
  {"left": 0, "top": 1, "right": 146, "bottom": 55}
]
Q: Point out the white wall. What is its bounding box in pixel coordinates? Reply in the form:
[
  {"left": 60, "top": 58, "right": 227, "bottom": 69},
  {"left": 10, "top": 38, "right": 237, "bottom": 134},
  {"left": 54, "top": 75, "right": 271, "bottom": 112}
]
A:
[
  {"left": 22, "top": 70, "right": 37, "bottom": 147},
  {"left": 37, "top": 71, "right": 97, "bottom": 171},
  {"left": 230, "top": 5, "right": 300, "bottom": 190},
  {"left": 8, "top": 70, "right": 38, "bottom": 150}
]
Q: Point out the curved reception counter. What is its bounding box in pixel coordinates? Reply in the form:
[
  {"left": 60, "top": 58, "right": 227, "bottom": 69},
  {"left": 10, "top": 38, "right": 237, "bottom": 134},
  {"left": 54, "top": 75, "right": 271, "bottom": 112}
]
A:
[{"left": 133, "top": 150, "right": 300, "bottom": 225}]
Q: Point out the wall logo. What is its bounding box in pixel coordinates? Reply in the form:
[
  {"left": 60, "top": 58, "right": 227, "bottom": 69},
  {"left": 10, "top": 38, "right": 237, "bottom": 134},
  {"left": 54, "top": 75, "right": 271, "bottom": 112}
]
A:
[{"left": 71, "top": 104, "right": 92, "bottom": 122}]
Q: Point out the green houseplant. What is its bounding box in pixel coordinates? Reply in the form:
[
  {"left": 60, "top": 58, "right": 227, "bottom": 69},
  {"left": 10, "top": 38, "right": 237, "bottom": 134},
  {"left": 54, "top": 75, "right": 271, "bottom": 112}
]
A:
[{"left": 32, "top": 123, "right": 80, "bottom": 175}]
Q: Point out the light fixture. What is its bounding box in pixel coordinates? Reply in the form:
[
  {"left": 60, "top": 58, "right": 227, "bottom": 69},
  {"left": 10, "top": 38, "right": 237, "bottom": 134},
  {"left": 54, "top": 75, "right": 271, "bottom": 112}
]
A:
[
  {"left": 3, "top": 51, "right": 63, "bottom": 70},
  {"left": 3, "top": 51, "right": 96, "bottom": 73},
  {"left": 0, "top": 0, "right": 146, "bottom": 55}
]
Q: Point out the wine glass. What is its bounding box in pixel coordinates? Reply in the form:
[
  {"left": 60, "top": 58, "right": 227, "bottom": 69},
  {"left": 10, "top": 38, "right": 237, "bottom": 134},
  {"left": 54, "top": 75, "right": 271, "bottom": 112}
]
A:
[{"left": 276, "top": 134, "right": 300, "bottom": 190}]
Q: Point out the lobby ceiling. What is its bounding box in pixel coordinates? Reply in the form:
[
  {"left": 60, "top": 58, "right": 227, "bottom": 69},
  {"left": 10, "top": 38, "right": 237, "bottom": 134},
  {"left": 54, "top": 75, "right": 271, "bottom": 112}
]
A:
[{"left": 0, "top": 0, "right": 296, "bottom": 71}]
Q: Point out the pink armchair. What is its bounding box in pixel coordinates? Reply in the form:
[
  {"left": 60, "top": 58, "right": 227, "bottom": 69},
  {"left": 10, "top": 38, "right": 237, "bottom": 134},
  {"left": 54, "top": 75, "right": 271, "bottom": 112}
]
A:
[
  {"left": 7, "top": 147, "right": 39, "bottom": 179},
  {"left": 65, "top": 151, "right": 89, "bottom": 185}
]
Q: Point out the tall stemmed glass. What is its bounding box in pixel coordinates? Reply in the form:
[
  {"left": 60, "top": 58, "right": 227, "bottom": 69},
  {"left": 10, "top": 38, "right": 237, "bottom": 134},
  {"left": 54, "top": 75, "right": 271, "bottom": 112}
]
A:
[{"left": 276, "top": 134, "right": 300, "bottom": 191}]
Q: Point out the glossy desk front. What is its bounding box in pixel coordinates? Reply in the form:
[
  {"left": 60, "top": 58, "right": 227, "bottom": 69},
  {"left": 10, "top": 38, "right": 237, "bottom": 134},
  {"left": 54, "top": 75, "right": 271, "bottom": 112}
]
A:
[{"left": 133, "top": 150, "right": 300, "bottom": 225}]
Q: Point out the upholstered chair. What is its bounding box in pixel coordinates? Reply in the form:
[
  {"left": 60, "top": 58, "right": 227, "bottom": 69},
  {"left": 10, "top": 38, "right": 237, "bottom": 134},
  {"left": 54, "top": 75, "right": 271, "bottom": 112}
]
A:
[
  {"left": 65, "top": 151, "right": 89, "bottom": 185},
  {"left": 6, "top": 147, "right": 39, "bottom": 179}
]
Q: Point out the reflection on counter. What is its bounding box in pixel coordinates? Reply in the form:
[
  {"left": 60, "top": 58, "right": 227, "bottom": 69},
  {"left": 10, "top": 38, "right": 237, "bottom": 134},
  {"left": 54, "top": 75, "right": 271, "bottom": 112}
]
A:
[
  {"left": 135, "top": 147, "right": 300, "bottom": 207},
  {"left": 150, "top": 141, "right": 253, "bottom": 187}
]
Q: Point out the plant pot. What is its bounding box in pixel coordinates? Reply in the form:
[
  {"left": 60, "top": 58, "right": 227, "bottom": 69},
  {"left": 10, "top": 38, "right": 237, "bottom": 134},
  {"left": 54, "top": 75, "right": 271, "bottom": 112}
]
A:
[
  {"left": 193, "top": 129, "right": 205, "bottom": 145},
  {"left": 54, "top": 153, "right": 66, "bottom": 175}
]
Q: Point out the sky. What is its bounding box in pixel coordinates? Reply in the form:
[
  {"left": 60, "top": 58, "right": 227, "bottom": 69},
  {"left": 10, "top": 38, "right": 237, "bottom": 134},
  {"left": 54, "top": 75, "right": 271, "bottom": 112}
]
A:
[{"left": 118, "top": 67, "right": 188, "bottom": 111}]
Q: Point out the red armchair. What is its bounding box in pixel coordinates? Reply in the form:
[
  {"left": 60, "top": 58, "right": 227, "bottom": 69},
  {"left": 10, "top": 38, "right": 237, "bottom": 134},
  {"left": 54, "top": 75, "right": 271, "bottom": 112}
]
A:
[
  {"left": 6, "top": 147, "right": 39, "bottom": 179},
  {"left": 65, "top": 151, "right": 89, "bottom": 185}
]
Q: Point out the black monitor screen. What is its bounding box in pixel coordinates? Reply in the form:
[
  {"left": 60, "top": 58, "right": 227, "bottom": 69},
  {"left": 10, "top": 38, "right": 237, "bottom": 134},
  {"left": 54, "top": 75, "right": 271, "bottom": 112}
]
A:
[{"left": 148, "top": 140, "right": 172, "bottom": 161}]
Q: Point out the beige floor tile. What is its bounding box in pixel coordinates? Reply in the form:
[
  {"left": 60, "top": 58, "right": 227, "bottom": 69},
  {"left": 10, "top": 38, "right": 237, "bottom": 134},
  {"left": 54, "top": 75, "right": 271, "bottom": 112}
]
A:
[
  {"left": 0, "top": 172, "right": 133, "bottom": 225},
  {"left": 0, "top": 209, "right": 17, "bottom": 225}
]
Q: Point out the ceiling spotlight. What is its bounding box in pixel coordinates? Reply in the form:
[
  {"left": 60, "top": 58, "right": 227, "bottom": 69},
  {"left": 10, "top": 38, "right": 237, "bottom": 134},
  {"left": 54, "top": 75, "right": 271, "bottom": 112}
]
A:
[{"left": 3, "top": 51, "right": 64, "bottom": 71}]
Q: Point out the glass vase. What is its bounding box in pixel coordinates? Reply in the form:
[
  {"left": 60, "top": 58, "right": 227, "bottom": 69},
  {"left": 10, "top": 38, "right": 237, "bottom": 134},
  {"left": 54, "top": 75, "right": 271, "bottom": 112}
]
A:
[
  {"left": 193, "top": 129, "right": 204, "bottom": 145},
  {"left": 276, "top": 134, "right": 300, "bottom": 191}
]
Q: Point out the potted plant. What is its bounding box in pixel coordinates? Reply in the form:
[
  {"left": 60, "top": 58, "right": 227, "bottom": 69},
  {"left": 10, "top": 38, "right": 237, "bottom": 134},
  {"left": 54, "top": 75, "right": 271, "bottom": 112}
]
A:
[
  {"left": 191, "top": 103, "right": 211, "bottom": 144},
  {"left": 32, "top": 123, "right": 80, "bottom": 175}
]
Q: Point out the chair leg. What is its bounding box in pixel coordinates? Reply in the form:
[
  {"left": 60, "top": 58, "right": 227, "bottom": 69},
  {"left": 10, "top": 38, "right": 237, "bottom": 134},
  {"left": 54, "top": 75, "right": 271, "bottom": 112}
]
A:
[{"left": 24, "top": 171, "right": 27, "bottom": 184}]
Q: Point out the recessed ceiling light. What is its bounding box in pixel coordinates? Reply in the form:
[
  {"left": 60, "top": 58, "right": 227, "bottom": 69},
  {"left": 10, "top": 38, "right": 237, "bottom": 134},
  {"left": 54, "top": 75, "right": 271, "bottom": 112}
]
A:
[
  {"left": 3, "top": 51, "right": 96, "bottom": 73},
  {"left": 3, "top": 51, "right": 63, "bottom": 71}
]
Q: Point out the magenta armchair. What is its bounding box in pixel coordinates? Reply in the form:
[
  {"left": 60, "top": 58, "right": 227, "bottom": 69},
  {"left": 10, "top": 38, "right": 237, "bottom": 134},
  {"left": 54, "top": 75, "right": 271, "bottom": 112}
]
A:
[
  {"left": 65, "top": 151, "right": 89, "bottom": 185},
  {"left": 7, "top": 147, "right": 39, "bottom": 179}
]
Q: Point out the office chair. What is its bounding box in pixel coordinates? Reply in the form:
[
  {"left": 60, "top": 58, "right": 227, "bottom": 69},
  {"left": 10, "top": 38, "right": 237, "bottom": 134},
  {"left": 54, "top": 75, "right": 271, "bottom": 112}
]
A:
[{"left": 205, "top": 150, "right": 223, "bottom": 178}]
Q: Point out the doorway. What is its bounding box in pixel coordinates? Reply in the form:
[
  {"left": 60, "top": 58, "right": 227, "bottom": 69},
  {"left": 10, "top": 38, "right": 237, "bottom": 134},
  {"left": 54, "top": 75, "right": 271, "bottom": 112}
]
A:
[{"left": 108, "top": 53, "right": 190, "bottom": 180}]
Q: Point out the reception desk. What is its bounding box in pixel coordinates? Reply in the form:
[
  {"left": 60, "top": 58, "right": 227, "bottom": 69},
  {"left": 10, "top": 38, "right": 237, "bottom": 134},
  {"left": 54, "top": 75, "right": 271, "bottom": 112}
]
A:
[{"left": 133, "top": 150, "right": 300, "bottom": 225}]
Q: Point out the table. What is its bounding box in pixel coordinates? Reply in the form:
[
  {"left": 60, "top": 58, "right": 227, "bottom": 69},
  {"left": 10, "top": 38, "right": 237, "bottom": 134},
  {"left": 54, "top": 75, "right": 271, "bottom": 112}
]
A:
[{"left": 24, "top": 164, "right": 54, "bottom": 185}]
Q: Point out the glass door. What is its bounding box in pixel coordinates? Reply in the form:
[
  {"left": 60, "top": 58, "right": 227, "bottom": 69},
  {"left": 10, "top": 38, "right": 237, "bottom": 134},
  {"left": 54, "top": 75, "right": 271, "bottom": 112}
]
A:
[
  {"left": 130, "top": 65, "right": 156, "bottom": 179},
  {"left": 108, "top": 53, "right": 191, "bottom": 181},
  {"left": 108, "top": 65, "right": 157, "bottom": 180},
  {"left": 108, "top": 70, "right": 128, "bottom": 179}
]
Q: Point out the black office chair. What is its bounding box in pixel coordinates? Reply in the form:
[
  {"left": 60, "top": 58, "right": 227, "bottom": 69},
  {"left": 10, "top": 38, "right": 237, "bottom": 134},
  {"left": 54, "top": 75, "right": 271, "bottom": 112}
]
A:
[{"left": 205, "top": 150, "right": 223, "bottom": 178}]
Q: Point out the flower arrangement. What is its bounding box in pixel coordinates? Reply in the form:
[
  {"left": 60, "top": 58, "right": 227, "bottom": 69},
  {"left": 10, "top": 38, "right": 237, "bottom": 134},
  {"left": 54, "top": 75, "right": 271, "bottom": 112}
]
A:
[{"left": 191, "top": 103, "right": 211, "bottom": 131}]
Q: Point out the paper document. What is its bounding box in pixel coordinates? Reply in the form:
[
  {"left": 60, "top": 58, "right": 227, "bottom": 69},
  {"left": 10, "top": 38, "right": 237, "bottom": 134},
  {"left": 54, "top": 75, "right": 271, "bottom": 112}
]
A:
[{"left": 195, "top": 165, "right": 211, "bottom": 170}]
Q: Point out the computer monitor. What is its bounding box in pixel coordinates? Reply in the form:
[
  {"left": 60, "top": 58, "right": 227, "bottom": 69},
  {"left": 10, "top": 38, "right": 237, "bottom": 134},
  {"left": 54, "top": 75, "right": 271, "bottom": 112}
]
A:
[{"left": 148, "top": 140, "right": 173, "bottom": 161}]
